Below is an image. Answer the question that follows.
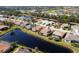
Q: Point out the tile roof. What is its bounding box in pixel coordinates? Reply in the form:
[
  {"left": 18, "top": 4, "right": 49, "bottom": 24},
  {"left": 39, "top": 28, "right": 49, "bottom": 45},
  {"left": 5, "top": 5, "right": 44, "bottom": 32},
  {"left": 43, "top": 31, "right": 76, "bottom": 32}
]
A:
[
  {"left": 64, "top": 33, "right": 79, "bottom": 42},
  {"left": 0, "top": 25, "right": 9, "bottom": 29},
  {"left": 0, "top": 41, "right": 11, "bottom": 53},
  {"left": 40, "top": 26, "right": 51, "bottom": 35},
  {"left": 71, "top": 25, "right": 79, "bottom": 30},
  {"left": 32, "top": 26, "right": 43, "bottom": 32},
  {"left": 53, "top": 30, "right": 66, "bottom": 38}
]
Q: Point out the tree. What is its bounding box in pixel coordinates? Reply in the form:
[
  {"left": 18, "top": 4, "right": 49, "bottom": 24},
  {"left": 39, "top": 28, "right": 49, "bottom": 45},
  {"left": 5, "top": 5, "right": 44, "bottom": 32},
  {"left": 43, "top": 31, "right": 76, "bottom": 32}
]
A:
[
  {"left": 3, "top": 20, "right": 13, "bottom": 27},
  {"left": 0, "top": 10, "right": 22, "bottom": 16}
]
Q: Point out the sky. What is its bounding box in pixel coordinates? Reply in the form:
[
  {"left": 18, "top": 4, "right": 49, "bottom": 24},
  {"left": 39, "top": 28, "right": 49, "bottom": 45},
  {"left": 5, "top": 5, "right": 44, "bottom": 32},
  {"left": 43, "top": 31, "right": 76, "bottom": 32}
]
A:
[{"left": 0, "top": 0, "right": 79, "bottom": 6}]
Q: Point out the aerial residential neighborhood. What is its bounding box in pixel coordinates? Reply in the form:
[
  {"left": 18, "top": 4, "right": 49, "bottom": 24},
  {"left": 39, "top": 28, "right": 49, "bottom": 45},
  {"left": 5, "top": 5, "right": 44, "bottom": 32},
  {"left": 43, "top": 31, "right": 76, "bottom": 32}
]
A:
[{"left": 0, "top": 6, "right": 79, "bottom": 53}]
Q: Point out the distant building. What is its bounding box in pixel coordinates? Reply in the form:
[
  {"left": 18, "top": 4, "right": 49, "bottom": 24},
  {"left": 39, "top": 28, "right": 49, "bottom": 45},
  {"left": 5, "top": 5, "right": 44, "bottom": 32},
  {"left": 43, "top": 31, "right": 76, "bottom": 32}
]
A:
[
  {"left": 32, "top": 18, "right": 43, "bottom": 22},
  {"left": 18, "top": 16, "right": 32, "bottom": 20}
]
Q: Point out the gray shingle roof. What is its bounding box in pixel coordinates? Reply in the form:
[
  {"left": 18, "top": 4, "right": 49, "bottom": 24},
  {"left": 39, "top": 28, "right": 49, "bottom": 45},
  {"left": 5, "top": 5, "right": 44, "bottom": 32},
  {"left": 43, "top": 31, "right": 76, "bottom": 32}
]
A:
[{"left": 64, "top": 33, "right": 79, "bottom": 42}]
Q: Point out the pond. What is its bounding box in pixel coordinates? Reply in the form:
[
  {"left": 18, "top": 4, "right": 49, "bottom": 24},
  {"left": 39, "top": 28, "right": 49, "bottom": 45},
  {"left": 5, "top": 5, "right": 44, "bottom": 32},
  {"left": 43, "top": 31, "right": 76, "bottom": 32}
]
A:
[{"left": 0, "top": 29, "right": 73, "bottom": 53}]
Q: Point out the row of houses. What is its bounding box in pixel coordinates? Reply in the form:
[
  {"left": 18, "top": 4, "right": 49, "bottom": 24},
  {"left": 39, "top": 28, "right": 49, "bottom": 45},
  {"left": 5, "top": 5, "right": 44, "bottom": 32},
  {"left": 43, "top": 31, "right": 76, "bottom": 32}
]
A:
[
  {"left": 26, "top": 20, "right": 79, "bottom": 43},
  {"left": 0, "top": 14, "right": 33, "bottom": 22},
  {"left": 8, "top": 19, "right": 65, "bottom": 36},
  {"left": 9, "top": 18, "right": 69, "bottom": 39},
  {"left": 8, "top": 16, "right": 79, "bottom": 43},
  {"left": 49, "top": 24, "right": 79, "bottom": 43},
  {"left": 29, "top": 25, "right": 66, "bottom": 40},
  {"left": 10, "top": 18, "right": 67, "bottom": 40}
]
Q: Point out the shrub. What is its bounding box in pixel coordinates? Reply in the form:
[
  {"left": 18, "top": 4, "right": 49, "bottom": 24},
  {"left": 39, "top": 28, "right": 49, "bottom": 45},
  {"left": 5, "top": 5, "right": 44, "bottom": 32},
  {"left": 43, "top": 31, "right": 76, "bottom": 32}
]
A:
[
  {"left": 71, "top": 43, "right": 79, "bottom": 48},
  {"left": 48, "top": 36, "right": 54, "bottom": 40}
]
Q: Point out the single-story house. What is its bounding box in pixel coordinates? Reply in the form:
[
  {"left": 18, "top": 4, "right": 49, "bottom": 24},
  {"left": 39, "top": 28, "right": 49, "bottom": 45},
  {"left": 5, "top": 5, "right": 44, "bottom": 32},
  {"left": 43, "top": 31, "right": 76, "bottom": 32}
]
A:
[
  {"left": 64, "top": 33, "right": 79, "bottom": 43},
  {"left": 3, "top": 15, "right": 9, "bottom": 18},
  {"left": 25, "top": 24, "right": 32, "bottom": 30},
  {"left": 0, "top": 15, "right": 4, "bottom": 17},
  {"left": 69, "top": 22, "right": 78, "bottom": 25},
  {"left": 0, "top": 18, "right": 7, "bottom": 22},
  {"left": 50, "top": 26, "right": 54, "bottom": 31},
  {"left": 20, "top": 23, "right": 25, "bottom": 27},
  {"left": 35, "top": 20, "right": 53, "bottom": 26},
  {"left": 40, "top": 26, "right": 52, "bottom": 36},
  {"left": 20, "top": 21, "right": 29, "bottom": 27},
  {"left": 9, "top": 15, "right": 16, "bottom": 19},
  {"left": 71, "top": 25, "right": 79, "bottom": 36},
  {"left": 32, "top": 26, "right": 43, "bottom": 32},
  {"left": 32, "top": 18, "right": 43, "bottom": 22},
  {"left": 13, "top": 21, "right": 21, "bottom": 26},
  {"left": 0, "top": 25, "right": 9, "bottom": 31},
  {"left": 60, "top": 23, "right": 70, "bottom": 30},
  {"left": 0, "top": 41, "right": 12, "bottom": 53},
  {"left": 53, "top": 22, "right": 62, "bottom": 29},
  {"left": 13, "top": 20, "right": 24, "bottom": 26},
  {"left": 10, "top": 18, "right": 15, "bottom": 21},
  {"left": 52, "top": 30, "right": 66, "bottom": 39}
]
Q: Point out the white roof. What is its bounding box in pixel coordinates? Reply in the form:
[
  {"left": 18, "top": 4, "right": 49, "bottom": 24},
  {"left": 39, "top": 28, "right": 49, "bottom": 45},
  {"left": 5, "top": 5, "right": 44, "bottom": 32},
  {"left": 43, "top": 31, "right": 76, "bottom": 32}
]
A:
[
  {"left": 35, "top": 20, "right": 53, "bottom": 26},
  {"left": 71, "top": 25, "right": 79, "bottom": 30},
  {"left": 0, "top": 18, "right": 7, "bottom": 21}
]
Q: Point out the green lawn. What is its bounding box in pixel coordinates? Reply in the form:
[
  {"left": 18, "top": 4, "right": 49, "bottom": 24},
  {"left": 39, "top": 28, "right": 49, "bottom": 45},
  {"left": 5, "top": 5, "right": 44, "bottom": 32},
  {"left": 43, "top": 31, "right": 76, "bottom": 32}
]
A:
[{"left": 47, "top": 10, "right": 56, "bottom": 13}]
